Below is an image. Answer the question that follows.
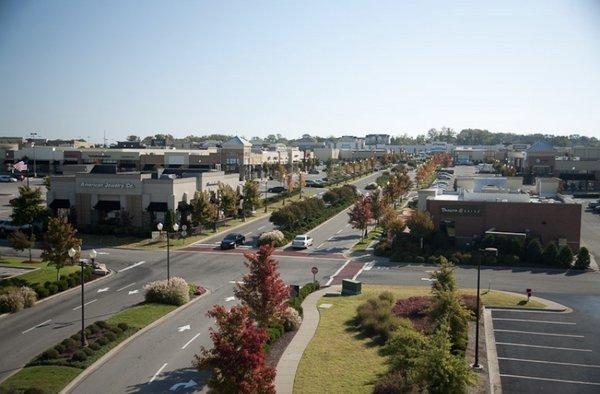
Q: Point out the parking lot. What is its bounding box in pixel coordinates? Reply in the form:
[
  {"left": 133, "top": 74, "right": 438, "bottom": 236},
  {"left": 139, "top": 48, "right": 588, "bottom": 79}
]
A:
[
  {"left": 0, "top": 177, "right": 45, "bottom": 220},
  {"left": 492, "top": 308, "right": 600, "bottom": 393}
]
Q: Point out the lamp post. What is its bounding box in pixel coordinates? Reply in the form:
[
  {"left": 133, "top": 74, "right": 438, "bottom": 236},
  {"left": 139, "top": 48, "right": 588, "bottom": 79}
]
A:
[
  {"left": 264, "top": 179, "right": 268, "bottom": 213},
  {"left": 157, "top": 222, "right": 179, "bottom": 281},
  {"left": 70, "top": 246, "right": 87, "bottom": 347}
]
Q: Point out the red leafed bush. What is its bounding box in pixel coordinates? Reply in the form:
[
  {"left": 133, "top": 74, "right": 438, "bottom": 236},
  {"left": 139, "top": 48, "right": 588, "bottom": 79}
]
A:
[
  {"left": 460, "top": 295, "right": 481, "bottom": 315},
  {"left": 392, "top": 296, "right": 435, "bottom": 335}
]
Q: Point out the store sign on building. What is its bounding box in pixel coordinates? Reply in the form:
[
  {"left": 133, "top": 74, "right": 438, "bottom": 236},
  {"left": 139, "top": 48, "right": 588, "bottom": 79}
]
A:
[
  {"left": 80, "top": 181, "right": 136, "bottom": 189},
  {"left": 440, "top": 206, "right": 481, "bottom": 216}
]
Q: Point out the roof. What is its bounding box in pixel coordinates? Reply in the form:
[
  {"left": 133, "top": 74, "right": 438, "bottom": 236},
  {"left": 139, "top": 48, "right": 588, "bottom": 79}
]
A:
[
  {"left": 527, "top": 141, "right": 555, "bottom": 153},
  {"left": 223, "top": 136, "right": 252, "bottom": 147}
]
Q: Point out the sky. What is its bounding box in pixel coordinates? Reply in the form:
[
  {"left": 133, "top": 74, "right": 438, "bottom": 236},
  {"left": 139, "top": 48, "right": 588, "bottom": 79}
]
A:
[{"left": 1, "top": 0, "right": 599, "bottom": 143}]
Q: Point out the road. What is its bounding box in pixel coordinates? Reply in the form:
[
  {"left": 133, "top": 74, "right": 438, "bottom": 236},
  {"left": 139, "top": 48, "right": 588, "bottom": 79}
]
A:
[{"left": 0, "top": 170, "right": 382, "bottom": 385}]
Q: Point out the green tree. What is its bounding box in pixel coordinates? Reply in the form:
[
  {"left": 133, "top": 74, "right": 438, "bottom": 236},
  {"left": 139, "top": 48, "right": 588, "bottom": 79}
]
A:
[
  {"left": 8, "top": 230, "right": 35, "bottom": 262},
  {"left": 526, "top": 239, "right": 543, "bottom": 264},
  {"left": 574, "top": 247, "right": 591, "bottom": 270},
  {"left": 556, "top": 246, "right": 574, "bottom": 269},
  {"left": 40, "top": 218, "right": 81, "bottom": 281},
  {"left": 430, "top": 257, "right": 456, "bottom": 294},
  {"left": 542, "top": 243, "right": 559, "bottom": 266},
  {"left": 242, "top": 180, "right": 261, "bottom": 215},
  {"left": 163, "top": 209, "right": 175, "bottom": 232},
  {"left": 190, "top": 191, "right": 216, "bottom": 228},
  {"left": 406, "top": 210, "right": 435, "bottom": 249},
  {"left": 10, "top": 186, "right": 48, "bottom": 228},
  {"left": 218, "top": 183, "right": 237, "bottom": 217}
]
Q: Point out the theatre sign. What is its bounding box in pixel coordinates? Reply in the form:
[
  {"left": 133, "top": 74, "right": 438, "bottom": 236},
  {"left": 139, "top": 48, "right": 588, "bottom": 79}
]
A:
[{"left": 440, "top": 205, "right": 482, "bottom": 216}]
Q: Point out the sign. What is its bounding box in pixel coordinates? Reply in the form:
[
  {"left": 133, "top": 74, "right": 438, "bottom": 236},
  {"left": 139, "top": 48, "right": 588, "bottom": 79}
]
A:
[
  {"left": 80, "top": 181, "right": 135, "bottom": 189},
  {"left": 311, "top": 266, "right": 318, "bottom": 275},
  {"left": 440, "top": 206, "right": 481, "bottom": 217}
]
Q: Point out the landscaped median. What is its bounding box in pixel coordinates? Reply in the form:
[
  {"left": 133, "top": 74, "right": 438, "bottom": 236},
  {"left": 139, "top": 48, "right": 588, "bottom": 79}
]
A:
[
  {"left": 293, "top": 283, "right": 546, "bottom": 393},
  {"left": 0, "top": 278, "right": 207, "bottom": 394}
]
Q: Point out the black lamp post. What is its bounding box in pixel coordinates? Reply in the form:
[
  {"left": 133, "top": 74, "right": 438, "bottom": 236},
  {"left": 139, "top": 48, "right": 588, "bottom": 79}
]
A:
[
  {"left": 264, "top": 180, "right": 268, "bottom": 213},
  {"left": 473, "top": 250, "right": 482, "bottom": 369},
  {"left": 70, "top": 246, "right": 87, "bottom": 347},
  {"left": 157, "top": 222, "right": 179, "bottom": 281}
]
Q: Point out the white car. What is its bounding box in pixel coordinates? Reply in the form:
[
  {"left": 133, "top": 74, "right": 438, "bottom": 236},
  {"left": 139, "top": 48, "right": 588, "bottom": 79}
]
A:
[
  {"left": 0, "top": 175, "right": 17, "bottom": 182},
  {"left": 292, "top": 234, "right": 314, "bottom": 249}
]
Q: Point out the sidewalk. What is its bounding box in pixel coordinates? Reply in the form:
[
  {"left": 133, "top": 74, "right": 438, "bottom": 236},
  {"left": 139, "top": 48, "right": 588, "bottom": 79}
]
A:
[{"left": 275, "top": 286, "right": 339, "bottom": 393}]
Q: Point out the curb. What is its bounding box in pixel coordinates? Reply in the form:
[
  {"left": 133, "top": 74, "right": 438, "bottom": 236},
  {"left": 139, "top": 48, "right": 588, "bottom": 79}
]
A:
[
  {"left": 490, "top": 290, "right": 571, "bottom": 313},
  {"left": 60, "top": 290, "right": 211, "bottom": 394},
  {"left": 483, "top": 308, "right": 502, "bottom": 394},
  {"left": 0, "top": 270, "right": 114, "bottom": 320}
]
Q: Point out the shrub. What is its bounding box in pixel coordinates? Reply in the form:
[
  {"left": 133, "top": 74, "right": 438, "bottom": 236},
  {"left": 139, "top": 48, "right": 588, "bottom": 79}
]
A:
[
  {"left": 95, "top": 320, "right": 110, "bottom": 329},
  {"left": 61, "top": 338, "right": 76, "bottom": 351},
  {"left": 374, "top": 371, "right": 417, "bottom": 394},
  {"left": 415, "top": 256, "right": 426, "bottom": 264},
  {"left": 460, "top": 295, "right": 482, "bottom": 315},
  {"left": 33, "top": 285, "right": 48, "bottom": 299},
  {"left": 111, "top": 326, "right": 123, "bottom": 335},
  {"left": 299, "top": 281, "right": 320, "bottom": 300},
  {"left": 57, "top": 280, "right": 69, "bottom": 292},
  {"left": 89, "top": 342, "right": 101, "bottom": 351},
  {"left": 20, "top": 286, "right": 37, "bottom": 307},
  {"left": 356, "top": 294, "right": 401, "bottom": 342},
  {"left": 90, "top": 323, "right": 102, "bottom": 334},
  {"left": 0, "top": 289, "right": 24, "bottom": 313},
  {"left": 526, "top": 239, "right": 543, "bottom": 264},
  {"left": 392, "top": 296, "right": 430, "bottom": 319},
  {"left": 46, "top": 283, "right": 58, "bottom": 295},
  {"left": 286, "top": 297, "right": 303, "bottom": 316},
  {"left": 499, "top": 254, "right": 520, "bottom": 266},
  {"left": 378, "top": 291, "right": 395, "bottom": 305},
  {"left": 257, "top": 230, "right": 286, "bottom": 247},
  {"left": 383, "top": 324, "right": 427, "bottom": 377},
  {"left": 54, "top": 343, "right": 65, "bottom": 353},
  {"left": 575, "top": 247, "right": 591, "bottom": 270},
  {"left": 282, "top": 306, "right": 302, "bottom": 331},
  {"left": 542, "top": 243, "right": 559, "bottom": 266},
  {"left": 144, "top": 277, "right": 190, "bottom": 306},
  {"left": 117, "top": 322, "right": 129, "bottom": 331},
  {"left": 96, "top": 337, "right": 109, "bottom": 346},
  {"left": 557, "top": 246, "right": 574, "bottom": 268},
  {"left": 105, "top": 331, "right": 117, "bottom": 341},
  {"left": 82, "top": 347, "right": 94, "bottom": 356},
  {"left": 428, "top": 290, "right": 471, "bottom": 354},
  {"left": 67, "top": 276, "right": 77, "bottom": 288},
  {"left": 71, "top": 350, "right": 88, "bottom": 362},
  {"left": 40, "top": 349, "right": 60, "bottom": 360}
]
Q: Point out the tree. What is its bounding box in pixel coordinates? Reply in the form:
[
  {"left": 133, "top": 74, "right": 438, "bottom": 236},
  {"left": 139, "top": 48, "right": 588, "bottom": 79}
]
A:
[
  {"left": 557, "top": 245, "right": 574, "bottom": 269},
  {"left": 218, "top": 183, "right": 237, "bottom": 218},
  {"left": 574, "top": 247, "right": 591, "bottom": 270},
  {"left": 40, "top": 217, "right": 81, "bottom": 281},
  {"left": 542, "top": 243, "right": 559, "bottom": 266},
  {"left": 9, "top": 230, "right": 35, "bottom": 262},
  {"left": 10, "top": 185, "right": 48, "bottom": 229},
  {"left": 163, "top": 209, "right": 175, "bottom": 232},
  {"left": 526, "top": 239, "right": 543, "bottom": 264},
  {"left": 369, "top": 189, "right": 387, "bottom": 225},
  {"left": 348, "top": 196, "right": 373, "bottom": 240},
  {"left": 242, "top": 180, "right": 261, "bottom": 215},
  {"left": 193, "top": 305, "right": 275, "bottom": 394},
  {"left": 234, "top": 245, "right": 290, "bottom": 327},
  {"left": 406, "top": 210, "right": 434, "bottom": 249},
  {"left": 415, "top": 319, "right": 475, "bottom": 393},
  {"left": 190, "top": 191, "right": 217, "bottom": 228},
  {"left": 430, "top": 257, "right": 456, "bottom": 294}
]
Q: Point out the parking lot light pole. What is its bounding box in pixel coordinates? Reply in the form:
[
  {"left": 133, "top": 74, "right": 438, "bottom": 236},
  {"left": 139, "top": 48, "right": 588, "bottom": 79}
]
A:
[
  {"left": 473, "top": 250, "right": 482, "bottom": 370},
  {"left": 264, "top": 180, "right": 268, "bottom": 213},
  {"left": 157, "top": 222, "right": 178, "bottom": 281}
]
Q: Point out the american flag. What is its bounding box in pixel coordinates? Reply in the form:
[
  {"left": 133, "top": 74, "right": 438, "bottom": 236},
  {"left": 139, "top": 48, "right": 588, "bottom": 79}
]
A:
[{"left": 13, "top": 161, "right": 27, "bottom": 172}]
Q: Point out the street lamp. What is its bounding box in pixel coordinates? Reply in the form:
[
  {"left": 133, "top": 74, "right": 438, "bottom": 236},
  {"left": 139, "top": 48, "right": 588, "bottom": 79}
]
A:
[
  {"left": 69, "top": 246, "right": 87, "bottom": 347},
  {"left": 157, "top": 222, "right": 179, "bottom": 281},
  {"left": 264, "top": 179, "right": 269, "bottom": 213}
]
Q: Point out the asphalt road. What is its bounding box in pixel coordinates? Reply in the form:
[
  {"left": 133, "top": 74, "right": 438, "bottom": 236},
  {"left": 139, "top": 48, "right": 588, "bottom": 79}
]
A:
[{"left": 573, "top": 197, "right": 600, "bottom": 263}]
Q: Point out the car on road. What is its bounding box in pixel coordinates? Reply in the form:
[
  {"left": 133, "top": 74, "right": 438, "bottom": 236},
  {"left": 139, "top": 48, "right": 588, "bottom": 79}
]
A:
[
  {"left": 267, "top": 186, "right": 286, "bottom": 193},
  {"left": 220, "top": 233, "right": 245, "bottom": 249},
  {"left": 365, "top": 182, "right": 378, "bottom": 190},
  {"left": 0, "top": 175, "right": 17, "bottom": 182},
  {"left": 292, "top": 234, "right": 313, "bottom": 249},
  {"left": 305, "top": 179, "right": 325, "bottom": 188}
]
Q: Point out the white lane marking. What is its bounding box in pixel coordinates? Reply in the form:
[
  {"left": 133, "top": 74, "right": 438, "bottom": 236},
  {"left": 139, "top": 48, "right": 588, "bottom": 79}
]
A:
[
  {"left": 316, "top": 243, "right": 325, "bottom": 249},
  {"left": 73, "top": 299, "right": 98, "bottom": 310},
  {"left": 229, "top": 281, "right": 244, "bottom": 284},
  {"left": 352, "top": 262, "right": 368, "bottom": 281},
  {"left": 325, "top": 259, "right": 351, "bottom": 286},
  {"left": 97, "top": 252, "right": 109, "bottom": 255},
  {"left": 345, "top": 224, "right": 350, "bottom": 228},
  {"left": 119, "top": 261, "right": 146, "bottom": 272},
  {"left": 22, "top": 319, "right": 52, "bottom": 334},
  {"left": 257, "top": 225, "right": 265, "bottom": 231},
  {"left": 336, "top": 229, "right": 343, "bottom": 234},
  {"left": 116, "top": 282, "right": 136, "bottom": 292},
  {"left": 97, "top": 287, "right": 109, "bottom": 293},
  {"left": 181, "top": 332, "right": 202, "bottom": 350},
  {"left": 420, "top": 277, "right": 435, "bottom": 282},
  {"left": 499, "top": 374, "right": 600, "bottom": 386},
  {"left": 363, "top": 261, "right": 375, "bottom": 271},
  {"left": 128, "top": 289, "right": 139, "bottom": 295},
  {"left": 244, "top": 232, "right": 252, "bottom": 236},
  {"left": 498, "top": 357, "right": 600, "bottom": 368},
  {"left": 494, "top": 329, "right": 583, "bottom": 338},
  {"left": 495, "top": 342, "right": 592, "bottom": 352},
  {"left": 149, "top": 362, "right": 168, "bottom": 383},
  {"left": 493, "top": 318, "right": 576, "bottom": 325},
  {"left": 177, "top": 324, "right": 191, "bottom": 332},
  {"left": 327, "top": 236, "right": 334, "bottom": 241},
  {"left": 225, "top": 296, "right": 236, "bottom": 302}
]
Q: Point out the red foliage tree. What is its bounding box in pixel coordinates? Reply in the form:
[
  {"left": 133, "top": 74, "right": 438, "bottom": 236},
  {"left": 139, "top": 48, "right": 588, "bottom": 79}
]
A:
[
  {"left": 194, "top": 305, "right": 275, "bottom": 393},
  {"left": 348, "top": 196, "right": 373, "bottom": 240},
  {"left": 234, "top": 244, "right": 290, "bottom": 327}
]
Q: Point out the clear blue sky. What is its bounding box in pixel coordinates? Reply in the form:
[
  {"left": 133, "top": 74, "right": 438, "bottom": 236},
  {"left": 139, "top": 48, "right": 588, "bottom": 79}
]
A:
[{"left": 1, "top": 0, "right": 599, "bottom": 142}]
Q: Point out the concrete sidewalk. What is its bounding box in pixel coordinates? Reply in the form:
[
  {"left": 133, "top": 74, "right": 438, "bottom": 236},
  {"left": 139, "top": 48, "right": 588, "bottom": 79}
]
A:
[{"left": 274, "top": 286, "right": 339, "bottom": 393}]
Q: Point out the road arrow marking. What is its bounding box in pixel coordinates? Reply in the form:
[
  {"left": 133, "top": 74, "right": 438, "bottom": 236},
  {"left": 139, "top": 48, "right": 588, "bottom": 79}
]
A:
[
  {"left": 170, "top": 380, "right": 197, "bottom": 391},
  {"left": 128, "top": 289, "right": 139, "bottom": 295},
  {"left": 97, "top": 287, "right": 109, "bottom": 293},
  {"left": 225, "top": 296, "right": 236, "bottom": 302},
  {"left": 177, "top": 324, "right": 191, "bottom": 332},
  {"left": 420, "top": 277, "right": 436, "bottom": 282}
]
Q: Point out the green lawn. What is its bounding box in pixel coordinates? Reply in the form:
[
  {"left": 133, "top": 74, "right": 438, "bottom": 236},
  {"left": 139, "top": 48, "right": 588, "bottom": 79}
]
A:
[
  {"left": 1, "top": 365, "right": 83, "bottom": 394},
  {"left": 107, "top": 302, "right": 177, "bottom": 328},
  {"left": 0, "top": 257, "right": 41, "bottom": 268},
  {"left": 0, "top": 257, "right": 80, "bottom": 286},
  {"left": 294, "top": 284, "right": 546, "bottom": 393}
]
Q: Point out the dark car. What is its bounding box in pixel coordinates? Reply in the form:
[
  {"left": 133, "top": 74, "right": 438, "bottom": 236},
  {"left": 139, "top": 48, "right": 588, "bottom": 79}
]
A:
[
  {"left": 305, "top": 180, "right": 325, "bottom": 188},
  {"left": 220, "top": 233, "right": 245, "bottom": 249},
  {"left": 268, "top": 186, "right": 286, "bottom": 193}
]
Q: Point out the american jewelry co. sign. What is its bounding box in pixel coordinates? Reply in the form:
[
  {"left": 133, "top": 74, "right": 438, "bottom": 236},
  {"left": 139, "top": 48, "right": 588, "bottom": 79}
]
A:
[{"left": 80, "top": 181, "right": 135, "bottom": 189}]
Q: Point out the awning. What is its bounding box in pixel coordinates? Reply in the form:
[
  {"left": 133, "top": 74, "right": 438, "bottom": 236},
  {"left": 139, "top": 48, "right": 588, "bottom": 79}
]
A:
[
  {"left": 94, "top": 200, "right": 121, "bottom": 211},
  {"left": 49, "top": 199, "right": 70, "bottom": 209},
  {"left": 147, "top": 202, "right": 168, "bottom": 212}
]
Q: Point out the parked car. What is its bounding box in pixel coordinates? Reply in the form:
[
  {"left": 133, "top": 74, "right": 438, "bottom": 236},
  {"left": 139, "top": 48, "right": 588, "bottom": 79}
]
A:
[
  {"left": 292, "top": 234, "right": 313, "bottom": 249},
  {"left": 308, "top": 169, "right": 320, "bottom": 174},
  {"left": 268, "top": 186, "right": 286, "bottom": 193},
  {"left": 220, "top": 233, "right": 245, "bottom": 249},
  {"left": 365, "top": 182, "right": 378, "bottom": 190},
  {"left": 0, "top": 220, "right": 29, "bottom": 233},
  {"left": 0, "top": 175, "right": 17, "bottom": 183},
  {"left": 437, "top": 174, "right": 452, "bottom": 180},
  {"left": 587, "top": 201, "right": 600, "bottom": 210},
  {"left": 305, "top": 180, "right": 325, "bottom": 188}
]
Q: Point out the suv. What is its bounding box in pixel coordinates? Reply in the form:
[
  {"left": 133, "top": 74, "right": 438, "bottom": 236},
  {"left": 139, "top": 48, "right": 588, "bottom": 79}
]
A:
[
  {"left": 220, "top": 233, "right": 245, "bottom": 249},
  {"left": 292, "top": 234, "right": 313, "bottom": 249}
]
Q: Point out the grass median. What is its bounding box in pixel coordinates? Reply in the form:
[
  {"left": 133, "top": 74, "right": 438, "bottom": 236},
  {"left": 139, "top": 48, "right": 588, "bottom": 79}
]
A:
[
  {"left": 0, "top": 303, "right": 177, "bottom": 393},
  {"left": 293, "top": 284, "right": 545, "bottom": 393},
  {"left": 0, "top": 257, "right": 80, "bottom": 286}
]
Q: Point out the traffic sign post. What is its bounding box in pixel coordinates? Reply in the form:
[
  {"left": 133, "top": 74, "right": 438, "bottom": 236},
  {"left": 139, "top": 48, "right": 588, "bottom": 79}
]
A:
[{"left": 311, "top": 266, "right": 318, "bottom": 283}]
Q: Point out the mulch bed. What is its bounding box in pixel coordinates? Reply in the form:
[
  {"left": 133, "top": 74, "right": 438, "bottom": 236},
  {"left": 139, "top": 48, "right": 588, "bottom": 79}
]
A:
[{"left": 266, "top": 330, "right": 298, "bottom": 368}]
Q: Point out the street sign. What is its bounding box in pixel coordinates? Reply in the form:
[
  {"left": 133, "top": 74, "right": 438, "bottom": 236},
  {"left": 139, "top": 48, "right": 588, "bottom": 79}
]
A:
[{"left": 311, "top": 266, "right": 318, "bottom": 275}]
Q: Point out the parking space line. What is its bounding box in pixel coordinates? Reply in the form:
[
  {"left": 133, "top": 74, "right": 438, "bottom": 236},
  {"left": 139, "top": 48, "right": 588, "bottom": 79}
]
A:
[
  {"left": 500, "top": 374, "right": 600, "bottom": 386},
  {"left": 149, "top": 362, "right": 168, "bottom": 383},
  {"left": 498, "top": 357, "right": 600, "bottom": 368},
  {"left": 494, "top": 329, "right": 584, "bottom": 338},
  {"left": 181, "top": 332, "right": 202, "bottom": 350},
  {"left": 496, "top": 342, "right": 592, "bottom": 352},
  {"left": 493, "top": 318, "right": 575, "bottom": 325}
]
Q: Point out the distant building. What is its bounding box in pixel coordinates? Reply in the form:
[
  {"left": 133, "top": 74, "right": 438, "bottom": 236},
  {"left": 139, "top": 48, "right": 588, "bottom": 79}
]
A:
[{"left": 365, "top": 134, "right": 391, "bottom": 145}]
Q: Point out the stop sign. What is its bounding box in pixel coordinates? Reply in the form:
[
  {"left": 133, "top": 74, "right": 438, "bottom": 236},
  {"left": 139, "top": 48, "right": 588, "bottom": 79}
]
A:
[{"left": 311, "top": 266, "right": 318, "bottom": 275}]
